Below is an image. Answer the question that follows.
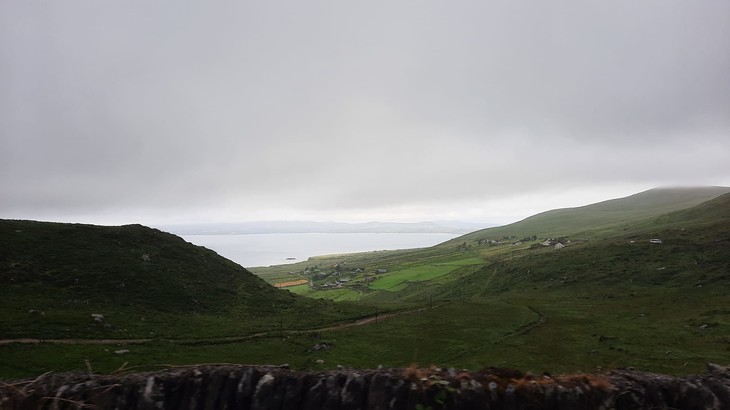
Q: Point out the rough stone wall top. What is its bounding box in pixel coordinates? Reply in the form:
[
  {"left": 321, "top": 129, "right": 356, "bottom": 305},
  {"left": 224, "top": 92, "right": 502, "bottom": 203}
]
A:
[{"left": 1, "top": 364, "right": 729, "bottom": 409}]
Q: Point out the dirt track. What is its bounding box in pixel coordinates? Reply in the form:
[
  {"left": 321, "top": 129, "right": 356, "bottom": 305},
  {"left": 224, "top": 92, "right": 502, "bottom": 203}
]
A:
[{"left": 0, "top": 306, "right": 434, "bottom": 346}]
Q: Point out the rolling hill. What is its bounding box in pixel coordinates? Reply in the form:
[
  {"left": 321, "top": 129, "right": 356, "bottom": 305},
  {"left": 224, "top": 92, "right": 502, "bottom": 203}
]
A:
[
  {"left": 0, "top": 220, "right": 370, "bottom": 340},
  {"left": 245, "top": 188, "right": 730, "bottom": 374},
  {"left": 254, "top": 186, "right": 730, "bottom": 302},
  {"left": 435, "top": 192, "right": 730, "bottom": 298},
  {"left": 2, "top": 188, "right": 728, "bottom": 378},
  {"left": 449, "top": 186, "right": 730, "bottom": 243},
  {"left": 2, "top": 221, "right": 273, "bottom": 313}
]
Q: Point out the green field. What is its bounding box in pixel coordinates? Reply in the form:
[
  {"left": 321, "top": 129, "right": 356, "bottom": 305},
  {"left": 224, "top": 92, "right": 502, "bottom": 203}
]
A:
[
  {"left": 370, "top": 258, "right": 484, "bottom": 291},
  {"left": 307, "top": 287, "right": 362, "bottom": 301}
]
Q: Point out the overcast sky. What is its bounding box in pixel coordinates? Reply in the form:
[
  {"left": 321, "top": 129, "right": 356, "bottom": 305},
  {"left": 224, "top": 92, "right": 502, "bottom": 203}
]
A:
[{"left": 2, "top": 1, "right": 729, "bottom": 226}]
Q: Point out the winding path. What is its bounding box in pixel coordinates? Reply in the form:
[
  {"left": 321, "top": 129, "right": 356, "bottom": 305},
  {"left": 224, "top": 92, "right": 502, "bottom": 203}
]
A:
[
  {"left": 498, "top": 306, "right": 547, "bottom": 339},
  {"left": 0, "top": 306, "right": 434, "bottom": 347},
  {"left": 0, "top": 304, "right": 546, "bottom": 349}
]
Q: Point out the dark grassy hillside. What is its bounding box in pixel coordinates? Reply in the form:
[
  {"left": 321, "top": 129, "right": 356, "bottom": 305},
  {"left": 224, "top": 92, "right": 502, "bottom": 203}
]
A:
[
  {"left": 4, "top": 190, "right": 727, "bottom": 378},
  {"left": 450, "top": 186, "right": 730, "bottom": 243},
  {"left": 357, "top": 193, "right": 730, "bottom": 374},
  {"left": 1, "top": 220, "right": 275, "bottom": 312},
  {"left": 0, "top": 220, "right": 371, "bottom": 340},
  {"left": 420, "top": 192, "right": 730, "bottom": 298},
  {"left": 239, "top": 189, "right": 730, "bottom": 376},
  {"left": 629, "top": 191, "right": 730, "bottom": 235}
]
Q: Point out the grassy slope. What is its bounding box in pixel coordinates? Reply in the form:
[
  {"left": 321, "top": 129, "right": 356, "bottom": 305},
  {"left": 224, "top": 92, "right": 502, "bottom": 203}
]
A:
[
  {"left": 251, "top": 189, "right": 730, "bottom": 375},
  {"left": 413, "top": 193, "right": 730, "bottom": 374},
  {"left": 0, "top": 220, "right": 372, "bottom": 341},
  {"left": 254, "top": 187, "right": 730, "bottom": 302},
  {"left": 2, "top": 189, "right": 728, "bottom": 378},
  {"left": 429, "top": 197, "right": 728, "bottom": 300},
  {"left": 450, "top": 186, "right": 730, "bottom": 242}
]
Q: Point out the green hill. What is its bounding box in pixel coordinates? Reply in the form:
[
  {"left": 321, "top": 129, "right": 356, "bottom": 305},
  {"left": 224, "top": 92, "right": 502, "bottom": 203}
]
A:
[
  {"left": 631, "top": 191, "right": 730, "bottom": 234},
  {"left": 0, "top": 220, "right": 369, "bottom": 340},
  {"left": 450, "top": 186, "right": 730, "bottom": 243},
  {"left": 254, "top": 187, "right": 730, "bottom": 303},
  {"left": 2, "top": 189, "right": 728, "bottom": 378},
  {"left": 2, "top": 221, "right": 272, "bottom": 312},
  {"left": 436, "top": 192, "right": 730, "bottom": 298},
  {"left": 245, "top": 191, "right": 730, "bottom": 374}
]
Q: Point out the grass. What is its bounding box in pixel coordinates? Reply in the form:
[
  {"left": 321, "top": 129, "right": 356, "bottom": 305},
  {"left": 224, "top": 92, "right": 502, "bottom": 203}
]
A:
[
  {"left": 252, "top": 251, "right": 487, "bottom": 301},
  {"left": 370, "top": 265, "right": 464, "bottom": 291},
  {"left": 3, "top": 288, "right": 723, "bottom": 378},
  {"left": 2, "top": 189, "right": 729, "bottom": 379},
  {"left": 450, "top": 186, "right": 730, "bottom": 245},
  {"left": 0, "top": 300, "right": 535, "bottom": 378},
  {"left": 286, "top": 284, "right": 310, "bottom": 295},
  {"left": 0, "top": 220, "right": 379, "bottom": 341},
  {"left": 496, "top": 289, "right": 730, "bottom": 375},
  {"left": 305, "top": 288, "right": 362, "bottom": 302}
]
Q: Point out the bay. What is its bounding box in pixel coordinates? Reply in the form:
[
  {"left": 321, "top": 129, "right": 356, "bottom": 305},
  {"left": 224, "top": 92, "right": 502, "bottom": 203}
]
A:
[{"left": 180, "top": 232, "right": 460, "bottom": 268}]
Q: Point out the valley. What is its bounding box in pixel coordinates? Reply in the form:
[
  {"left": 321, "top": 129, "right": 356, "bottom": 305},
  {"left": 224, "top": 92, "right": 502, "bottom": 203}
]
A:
[{"left": 1, "top": 187, "right": 729, "bottom": 379}]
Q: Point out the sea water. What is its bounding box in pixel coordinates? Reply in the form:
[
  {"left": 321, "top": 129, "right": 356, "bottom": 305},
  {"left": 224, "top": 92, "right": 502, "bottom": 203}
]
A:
[{"left": 181, "top": 232, "right": 459, "bottom": 268}]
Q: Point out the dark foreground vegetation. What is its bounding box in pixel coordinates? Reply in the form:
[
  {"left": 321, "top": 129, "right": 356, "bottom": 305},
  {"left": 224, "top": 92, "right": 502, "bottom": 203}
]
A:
[{"left": 2, "top": 363, "right": 729, "bottom": 409}]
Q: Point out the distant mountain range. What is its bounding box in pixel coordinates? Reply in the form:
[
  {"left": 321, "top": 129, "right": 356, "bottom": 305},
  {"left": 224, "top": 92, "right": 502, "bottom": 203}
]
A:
[{"left": 158, "top": 220, "right": 496, "bottom": 235}]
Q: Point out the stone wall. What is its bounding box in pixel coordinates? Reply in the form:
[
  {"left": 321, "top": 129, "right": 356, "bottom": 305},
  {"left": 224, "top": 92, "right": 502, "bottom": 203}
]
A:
[{"left": 1, "top": 364, "right": 729, "bottom": 409}]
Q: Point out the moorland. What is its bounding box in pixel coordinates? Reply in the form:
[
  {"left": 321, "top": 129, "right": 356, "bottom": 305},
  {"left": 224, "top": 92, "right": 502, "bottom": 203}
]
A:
[{"left": 1, "top": 186, "right": 728, "bottom": 379}]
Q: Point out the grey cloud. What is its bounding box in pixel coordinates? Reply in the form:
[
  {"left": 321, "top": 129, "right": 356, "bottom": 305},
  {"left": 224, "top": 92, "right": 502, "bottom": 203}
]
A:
[{"left": 1, "top": 1, "right": 729, "bottom": 223}]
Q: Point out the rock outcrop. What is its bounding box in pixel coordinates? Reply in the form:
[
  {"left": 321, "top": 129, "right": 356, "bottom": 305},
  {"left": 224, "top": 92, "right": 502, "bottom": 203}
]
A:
[{"left": 1, "top": 364, "right": 729, "bottom": 409}]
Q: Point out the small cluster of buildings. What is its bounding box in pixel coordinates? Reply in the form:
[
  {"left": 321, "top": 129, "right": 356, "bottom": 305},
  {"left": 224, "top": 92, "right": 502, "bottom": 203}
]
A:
[
  {"left": 478, "top": 236, "right": 567, "bottom": 249},
  {"left": 540, "top": 238, "right": 566, "bottom": 249},
  {"left": 302, "top": 265, "right": 389, "bottom": 290},
  {"left": 320, "top": 278, "right": 350, "bottom": 288}
]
